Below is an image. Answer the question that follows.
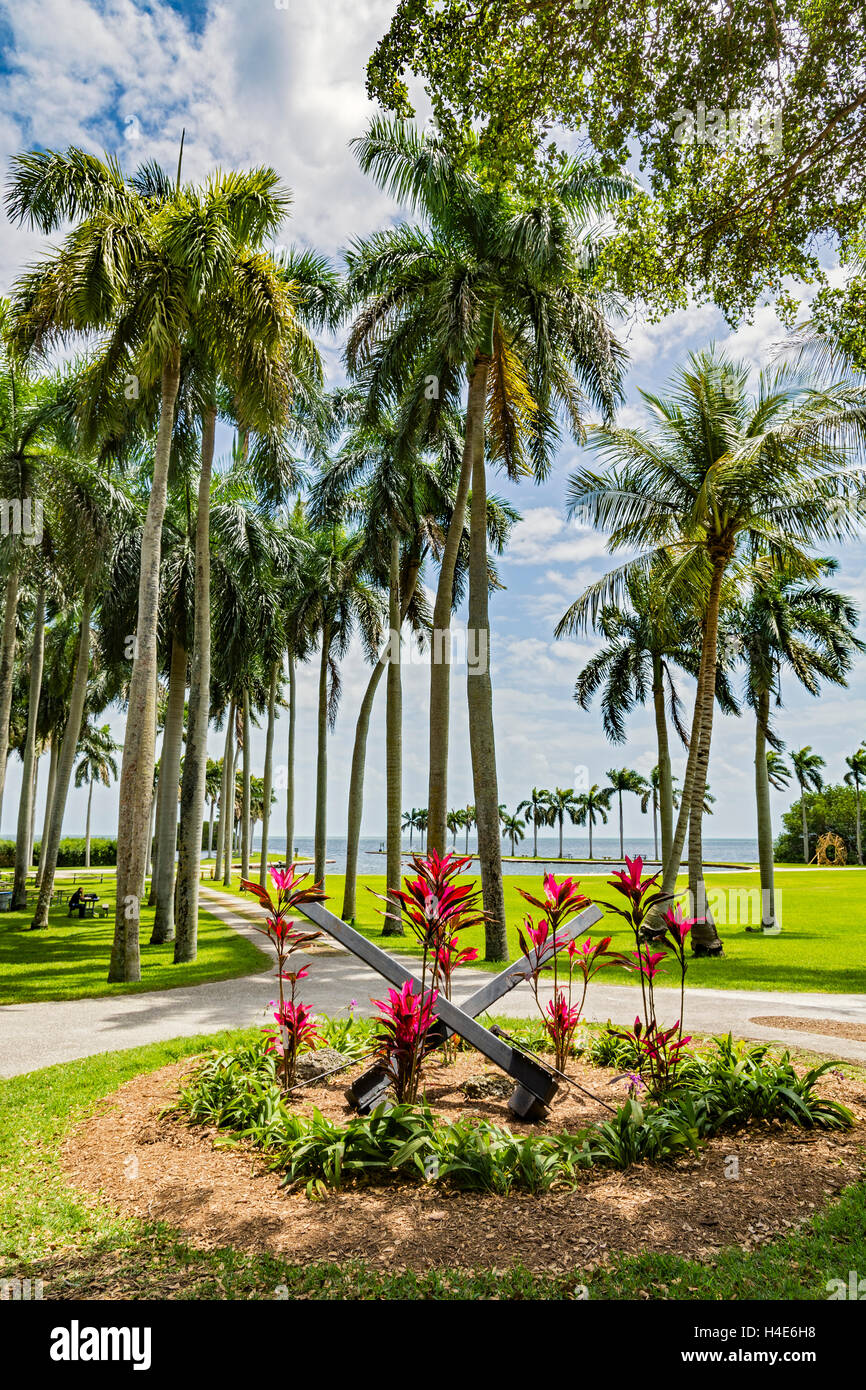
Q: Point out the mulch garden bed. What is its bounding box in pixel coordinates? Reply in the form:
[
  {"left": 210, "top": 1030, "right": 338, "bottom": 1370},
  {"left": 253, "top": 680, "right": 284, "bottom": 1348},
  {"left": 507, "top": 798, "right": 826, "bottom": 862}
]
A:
[{"left": 62, "top": 1050, "right": 866, "bottom": 1275}]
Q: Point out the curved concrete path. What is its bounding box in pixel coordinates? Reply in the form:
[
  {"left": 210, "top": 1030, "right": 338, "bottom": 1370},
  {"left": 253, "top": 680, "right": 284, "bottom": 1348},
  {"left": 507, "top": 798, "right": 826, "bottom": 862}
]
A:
[{"left": 0, "top": 885, "right": 863, "bottom": 1078}]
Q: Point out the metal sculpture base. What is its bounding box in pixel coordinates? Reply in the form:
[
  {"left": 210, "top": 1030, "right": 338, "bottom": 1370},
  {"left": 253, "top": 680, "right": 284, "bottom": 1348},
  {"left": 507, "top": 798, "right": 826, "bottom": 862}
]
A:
[{"left": 294, "top": 898, "right": 602, "bottom": 1122}]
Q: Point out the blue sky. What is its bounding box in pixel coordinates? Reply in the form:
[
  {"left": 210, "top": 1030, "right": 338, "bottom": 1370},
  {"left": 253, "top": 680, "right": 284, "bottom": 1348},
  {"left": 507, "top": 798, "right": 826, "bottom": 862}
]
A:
[{"left": 0, "top": 0, "right": 863, "bottom": 842}]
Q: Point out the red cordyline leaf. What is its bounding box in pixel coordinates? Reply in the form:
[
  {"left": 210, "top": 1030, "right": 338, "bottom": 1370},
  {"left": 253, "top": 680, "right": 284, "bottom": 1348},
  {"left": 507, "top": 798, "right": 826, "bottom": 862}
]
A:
[{"left": 663, "top": 903, "right": 697, "bottom": 944}]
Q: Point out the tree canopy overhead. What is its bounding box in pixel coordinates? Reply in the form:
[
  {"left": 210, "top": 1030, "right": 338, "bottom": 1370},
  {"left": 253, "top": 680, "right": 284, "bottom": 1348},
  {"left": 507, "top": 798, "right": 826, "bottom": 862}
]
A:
[{"left": 367, "top": 1, "right": 866, "bottom": 321}]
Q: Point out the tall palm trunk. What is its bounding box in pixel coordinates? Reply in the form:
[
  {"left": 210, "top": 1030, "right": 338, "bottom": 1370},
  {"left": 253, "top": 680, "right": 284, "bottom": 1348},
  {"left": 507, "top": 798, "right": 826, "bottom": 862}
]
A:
[
  {"left": 652, "top": 793, "right": 659, "bottom": 861},
  {"left": 531, "top": 808, "right": 538, "bottom": 858},
  {"left": 558, "top": 813, "right": 564, "bottom": 858},
  {"left": 13, "top": 585, "right": 46, "bottom": 909},
  {"left": 31, "top": 586, "right": 93, "bottom": 929},
  {"left": 28, "top": 754, "right": 39, "bottom": 869},
  {"left": 110, "top": 349, "right": 181, "bottom": 982},
  {"left": 35, "top": 738, "right": 59, "bottom": 888},
  {"left": 84, "top": 781, "right": 93, "bottom": 869},
  {"left": 652, "top": 656, "right": 675, "bottom": 867},
  {"left": 259, "top": 662, "right": 278, "bottom": 888},
  {"left": 207, "top": 800, "right": 215, "bottom": 858},
  {"left": 427, "top": 389, "right": 477, "bottom": 855},
  {"left": 342, "top": 558, "right": 420, "bottom": 922},
  {"left": 617, "top": 791, "right": 624, "bottom": 859},
  {"left": 241, "top": 691, "right": 251, "bottom": 883},
  {"left": 853, "top": 774, "right": 863, "bottom": 866},
  {"left": 662, "top": 565, "right": 719, "bottom": 895},
  {"left": 213, "top": 705, "right": 232, "bottom": 880},
  {"left": 314, "top": 624, "right": 330, "bottom": 884},
  {"left": 673, "top": 556, "right": 727, "bottom": 956},
  {"left": 754, "top": 690, "right": 779, "bottom": 932},
  {"left": 798, "top": 782, "right": 810, "bottom": 862},
  {"left": 285, "top": 654, "right": 296, "bottom": 863},
  {"left": 384, "top": 530, "right": 404, "bottom": 936},
  {"left": 175, "top": 404, "right": 215, "bottom": 961},
  {"left": 342, "top": 656, "right": 387, "bottom": 921},
  {"left": 151, "top": 635, "right": 187, "bottom": 944},
  {"left": 222, "top": 705, "right": 236, "bottom": 886},
  {"left": 0, "top": 558, "right": 21, "bottom": 826},
  {"left": 465, "top": 354, "right": 507, "bottom": 961},
  {"left": 588, "top": 814, "right": 594, "bottom": 860}
]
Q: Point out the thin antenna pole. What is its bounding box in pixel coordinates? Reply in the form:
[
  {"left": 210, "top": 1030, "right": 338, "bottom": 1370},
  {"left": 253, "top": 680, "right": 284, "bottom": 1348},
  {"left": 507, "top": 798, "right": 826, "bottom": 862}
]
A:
[{"left": 176, "top": 128, "right": 186, "bottom": 191}]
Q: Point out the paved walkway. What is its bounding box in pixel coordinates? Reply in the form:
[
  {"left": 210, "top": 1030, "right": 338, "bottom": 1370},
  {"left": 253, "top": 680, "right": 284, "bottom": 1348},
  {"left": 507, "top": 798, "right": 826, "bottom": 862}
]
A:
[{"left": 0, "top": 885, "right": 863, "bottom": 1078}]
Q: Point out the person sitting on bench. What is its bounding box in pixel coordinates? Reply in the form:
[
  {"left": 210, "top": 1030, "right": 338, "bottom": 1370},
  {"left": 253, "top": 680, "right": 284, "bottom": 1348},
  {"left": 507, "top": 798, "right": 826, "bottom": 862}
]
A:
[{"left": 68, "top": 887, "right": 83, "bottom": 917}]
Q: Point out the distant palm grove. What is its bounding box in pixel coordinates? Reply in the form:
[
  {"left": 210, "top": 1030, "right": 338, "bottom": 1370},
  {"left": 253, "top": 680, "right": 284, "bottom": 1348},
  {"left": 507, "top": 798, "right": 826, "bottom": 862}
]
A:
[{"left": 1, "top": 121, "right": 864, "bottom": 979}]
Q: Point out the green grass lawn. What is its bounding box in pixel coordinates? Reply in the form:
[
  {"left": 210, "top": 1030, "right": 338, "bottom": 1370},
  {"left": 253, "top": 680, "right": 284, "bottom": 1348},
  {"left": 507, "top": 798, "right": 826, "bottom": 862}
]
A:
[
  {"left": 2, "top": 1029, "right": 864, "bottom": 1301},
  {"left": 210, "top": 865, "right": 866, "bottom": 994},
  {"left": 0, "top": 875, "right": 269, "bottom": 1004}
]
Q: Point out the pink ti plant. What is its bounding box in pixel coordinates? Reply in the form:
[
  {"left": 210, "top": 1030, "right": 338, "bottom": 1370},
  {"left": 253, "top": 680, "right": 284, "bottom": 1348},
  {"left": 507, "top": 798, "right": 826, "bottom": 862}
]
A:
[
  {"left": 516, "top": 875, "right": 620, "bottom": 1071},
  {"left": 373, "top": 851, "right": 485, "bottom": 1094},
  {"left": 242, "top": 864, "right": 327, "bottom": 1090},
  {"left": 604, "top": 858, "right": 695, "bottom": 1092}
]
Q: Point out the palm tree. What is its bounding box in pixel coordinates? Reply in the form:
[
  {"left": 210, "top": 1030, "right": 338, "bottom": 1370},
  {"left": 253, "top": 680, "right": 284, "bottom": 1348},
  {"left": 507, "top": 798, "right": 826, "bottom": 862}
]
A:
[
  {"left": 292, "top": 524, "right": 385, "bottom": 888},
  {"left": 559, "top": 566, "right": 736, "bottom": 868},
  {"left": 766, "top": 750, "right": 791, "bottom": 792},
  {"left": 402, "top": 809, "right": 419, "bottom": 849},
  {"left": 790, "top": 746, "right": 826, "bottom": 863},
  {"left": 204, "top": 758, "right": 222, "bottom": 859},
  {"left": 516, "top": 787, "right": 552, "bottom": 859},
  {"left": 565, "top": 348, "right": 860, "bottom": 953},
  {"left": 346, "top": 118, "right": 628, "bottom": 960},
  {"left": 7, "top": 147, "right": 299, "bottom": 981},
  {"left": 844, "top": 744, "right": 866, "bottom": 866},
  {"left": 446, "top": 808, "right": 463, "bottom": 849},
  {"left": 572, "top": 784, "right": 614, "bottom": 859},
  {"left": 0, "top": 304, "right": 72, "bottom": 828},
  {"left": 462, "top": 805, "right": 476, "bottom": 854},
  {"left": 606, "top": 767, "right": 650, "bottom": 860},
  {"left": 738, "top": 562, "right": 862, "bottom": 928},
  {"left": 543, "top": 786, "right": 582, "bottom": 859},
  {"left": 640, "top": 767, "right": 665, "bottom": 862},
  {"left": 74, "top": 723, "right": 119, "bottom": 869},
  {"left": 501, "top": 813, "right": 526, "bottom": 856},
  {"left": 28, "top": 466, "right": 131, "bottom": 929}
]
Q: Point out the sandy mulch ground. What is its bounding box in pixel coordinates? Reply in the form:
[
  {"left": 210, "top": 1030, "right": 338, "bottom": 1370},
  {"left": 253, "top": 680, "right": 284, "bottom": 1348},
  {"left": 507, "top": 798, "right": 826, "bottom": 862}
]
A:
[
  {"left": 62, "top": 1051, "right": 866, "bottom": 1275},
  {"left": 750, "top": 1016, "right": 866, "bottom": 1043}
]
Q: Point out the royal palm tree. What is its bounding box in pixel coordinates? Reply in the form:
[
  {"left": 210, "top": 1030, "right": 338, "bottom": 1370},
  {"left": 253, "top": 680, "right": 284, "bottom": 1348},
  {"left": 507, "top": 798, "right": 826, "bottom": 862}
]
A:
[
  {"left": 446, "top": 807, "right": 463, "bottom": 849},
  {"left": 462, "top": 805, "right": 476, "bottom": 855},
  {"left": 516, "top": 787, "right": 552, "bottom": 859},
  {"left": 346, "top": 118, "right": 628, "bottom": 959},
  {"left": 543, "top": 786, "right": 582, "bottom": 859},
  {"left": 572, "top": 784, "right": 614, "bottom": 860},
  {"left": 766, "top": 750, "right": 791, "bottom": 792},
  {"left": 639, "top": 766, "right": 666, "bottom": 862},
  {"left": 28, "top": 466, "right": 131, "bottom": 929},
  {"left": 790, "top": 746, "right": 826, "bottom": 863},
  {"left": 501, "top": 812, "right": 526, "bottom": 855},
  {"left": 559, "top": 566, "right": 735, "bottom": 868},
  {"left": 844, "top": 744, "right": 866, "bottom": 865},
  {"left": 0, "top": 304, "right": 72, "bottom": 828},
  {"left": 292, "top": 524, "right": 385, "bottom": 888},
  {"left": 606, "top": 767, "right": 650, "bottom": 860},
  {"left": 565, "top": 349, "right": 861, "bottom": 952},
  {"left": 738, "top": 561, "right": 861, "bottom": 928},
  {"left": 74, "top": 723, "right": 119, "bottom": 869},
  {"left": 7, "top": 147, "right": 303, "bottom": 980}
]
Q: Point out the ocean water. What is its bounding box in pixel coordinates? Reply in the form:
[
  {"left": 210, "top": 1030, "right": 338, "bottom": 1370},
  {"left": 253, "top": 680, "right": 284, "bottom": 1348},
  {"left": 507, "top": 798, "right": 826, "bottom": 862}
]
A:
[{"left": 231, "top": 835, "right": 760, "bottom": 876}]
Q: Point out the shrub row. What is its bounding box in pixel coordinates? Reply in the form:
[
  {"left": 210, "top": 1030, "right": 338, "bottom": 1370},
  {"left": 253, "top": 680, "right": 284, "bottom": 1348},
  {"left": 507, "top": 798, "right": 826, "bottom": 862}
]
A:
[
  {"left": 0, "top": 838, "right": 118, "bottom": 868},
  {"left": 175, "top": 1031, "right": 852, "bottom": 1197}
]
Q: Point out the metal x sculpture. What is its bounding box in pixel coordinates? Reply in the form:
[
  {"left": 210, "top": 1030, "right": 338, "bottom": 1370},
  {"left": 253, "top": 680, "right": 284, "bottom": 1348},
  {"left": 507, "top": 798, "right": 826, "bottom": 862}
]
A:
[{"left": 292, "top": 897, "right": 603, "bottom": 1121}]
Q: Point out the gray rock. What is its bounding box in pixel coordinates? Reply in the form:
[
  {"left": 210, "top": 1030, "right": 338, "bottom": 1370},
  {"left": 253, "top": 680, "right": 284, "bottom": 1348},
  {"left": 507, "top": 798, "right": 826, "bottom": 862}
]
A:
[
  {"left": 461, "top": 1073, "right": 513, "bottom": 1100},
  {"left": 295, "top": 1048, "right": 349, "bottom": 1084}
]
